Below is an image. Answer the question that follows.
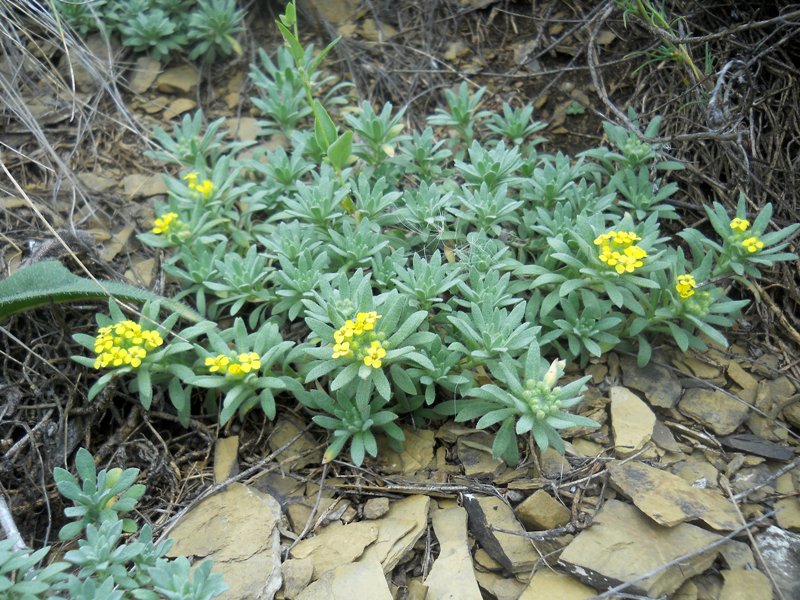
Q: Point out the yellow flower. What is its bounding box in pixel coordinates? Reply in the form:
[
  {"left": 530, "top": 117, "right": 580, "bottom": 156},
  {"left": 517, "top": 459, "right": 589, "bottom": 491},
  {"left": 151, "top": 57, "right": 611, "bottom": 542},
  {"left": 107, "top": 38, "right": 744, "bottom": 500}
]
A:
[
  {"left": 227, "top": 363, "right": 243, "bottom": 376},
  {"left": 675, "top": 274, "right": 697, "bottom": 299},
  {"left": 729, "top": 218, "right": 750, "bottom": 232},
  {"left": 205, "top": 355, "right": 230, "bottom": 373},
  {"left": 332, "top": 341, "right": 352, "bottom": 359},
  {"left": 152, "top": 212, "right": 182, "bottom": 235},
  {"left": 742, "top": 236, "right": 764, "bottom": 253},
  {"left": 238, "top": 352, "right": 261, "bottom": 373},
  {"left": 183, "top": 172, "right": 199, "bottom": 187},
  {"left": 363, "top": 341, "right": 387, "bottom": 369},
  {"left": 195, "top": 179, "right": 214, "bottom": 199}
]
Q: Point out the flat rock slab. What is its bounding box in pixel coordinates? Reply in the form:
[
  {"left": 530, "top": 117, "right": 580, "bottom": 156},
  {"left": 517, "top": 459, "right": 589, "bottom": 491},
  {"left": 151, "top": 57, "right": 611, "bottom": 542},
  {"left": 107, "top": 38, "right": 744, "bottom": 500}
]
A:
[
  {"left": 621, "top": 355, "right": 682, "bottom": 408},
  {"left": 464, "top": 494, "right": 538, "bottom": 574},
  {"left": 559, "top": 499, "right": 722, "bottom": 597},
  {"left": 678, "top": 388, "right": 750, "bottom": 435},
  {"left": 610, "top": 386, "right": 656, "bottom": 457},
  {"left": 608, "top": 460, "right": 740, "bottom": 530},
  {"left": 295, "top": 558, "right": 392, "bottom": 600},
  {"left": 423, "top": 507, "right": 482, "bottom": 600},
  {"left": 166, "top": 483, "right": 282, "bottom": 600}
]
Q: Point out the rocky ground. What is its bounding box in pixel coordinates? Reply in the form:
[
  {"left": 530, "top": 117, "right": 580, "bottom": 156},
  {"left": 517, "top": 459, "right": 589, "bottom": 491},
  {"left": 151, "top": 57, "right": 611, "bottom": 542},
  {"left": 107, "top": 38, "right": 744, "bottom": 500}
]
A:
[{"left": 1, "top": 1, "right": 799, "bottom": 599}]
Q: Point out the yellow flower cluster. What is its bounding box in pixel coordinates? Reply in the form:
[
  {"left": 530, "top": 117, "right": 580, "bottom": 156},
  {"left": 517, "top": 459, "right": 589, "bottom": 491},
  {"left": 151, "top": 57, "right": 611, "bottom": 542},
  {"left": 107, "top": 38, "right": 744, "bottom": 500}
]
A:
[
  {"left": 152, "top": 212, "right": 182, "bottom": 235},
  {"left": 594, "top": 231, "right": 648, "bottom": 274},
  {"left": 183, "top": 172, "right": 215, "bottom": 200},
  {"left": 728, "top": 218, "right": 763, "bottom": 253},
  {"left": 331, "top": 312, "right": 387, "bottom": 369},
  {"left": 204, "top": 352, "right": 261, "bottom": 376},
  {"left": 729, "top": 218, "right": 750, "bottom": 232},
  {"left": 675, "top": 274, "right": 697, "bottom": 299},
  {"left": 93, "top": 320, "right": 163, "bottom": 369}
]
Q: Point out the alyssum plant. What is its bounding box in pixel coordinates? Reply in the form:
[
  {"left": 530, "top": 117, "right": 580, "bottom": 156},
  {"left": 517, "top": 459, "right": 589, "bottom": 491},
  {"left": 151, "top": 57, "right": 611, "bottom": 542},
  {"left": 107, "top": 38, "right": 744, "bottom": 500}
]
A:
[
  {"left": 72, "top": 0, "right": 797, "bottom": 467},
  {"left": 0, "top": 448, "right": 226, "bottom": 599}
]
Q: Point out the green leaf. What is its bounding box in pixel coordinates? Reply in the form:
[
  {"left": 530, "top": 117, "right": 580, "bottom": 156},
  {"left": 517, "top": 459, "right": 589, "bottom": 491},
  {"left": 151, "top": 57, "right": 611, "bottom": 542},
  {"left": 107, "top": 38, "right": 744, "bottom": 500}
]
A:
[
  {"left": 0, "top": 261, "right": 201, "bottom": 322},
  {"left": 74, "top": 448, "right": 96, "bottom": 484},
  {"left": 388, "top": 310, "right": 428, "bottom": 346},
  {"left": 373, "top": 367, "right": 392, "bottom": 401},
  {"left": 323, "top": 433, "right": 350, "bottom": 464},
  {"left": 330, "top": 362, "right": 360, "bottom": 391},
  {"left": 314, "top": 100, "right": 338, "bottom": 151},
  {"left": 493, "top": 418, "right": 519, "bottom": 466},
  {"left": 327, "top": 130, "right": 353, "bottom": 170}
]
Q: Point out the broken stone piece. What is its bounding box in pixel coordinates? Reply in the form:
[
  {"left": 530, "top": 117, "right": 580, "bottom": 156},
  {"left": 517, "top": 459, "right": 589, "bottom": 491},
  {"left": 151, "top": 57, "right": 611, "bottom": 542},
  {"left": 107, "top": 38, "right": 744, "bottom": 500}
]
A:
[
  {"left": 608, "top": 460, "right": 740, "bottom": 530},
  {"left": 163, "top": 98, "right": 197, "bottom": 120},
  {"left": 754, "top": 526, "right": 800, "bottom": 599},
  {"left": 457, "top": 432, "right": 506, "bottom": 478},
  {"left": 166, "top": 483, "right": 282, "bottom": 600},
  {"left": 474, "top": 569, "right": 527, "bottom": 600},
  {"left": 775, "top": 496, "right": 800, "bottom": 532},
  {"left": 226, "top": 116, "right": 261, "bottom": 142},
  {"left": 281, "top": 558, "right": 314, "bottom": 600},
  {"left": 363, "top": 497, "right": 390, "bottom": 520},
  {"left": 559, "top": 499, "right": 722, "bottom": 597},
  {"left": 609, "top": 386, "right": 656, "bottom": 457},
  {"left": 295, "top": 557, "right": 392, "bottom": 600},
  {"left": 289, "top": 521, "right": 379, "bottom": 580},
  {"left": 473, "top": 548, "right": 502, "bottom": 571},
  {"left": 156, "top": 65, "right": 199, "bottom": 94},
  {"left": 213, "top": 435, "right": 239, "bottom": 483},
  {"left": 360, "top": 495, "right": 431, "bottom": 573},
  {"left": 516, "top": 489, "right": 571, "bottom": 530},
  {"left": 129, "top": 56, "right": 161, "bottom": 94},
  {"left": 463, "top": 494, "right": 538, "bottom": 574},
  {"left": 377, "top": 428, "right": 435, "bottom": 475},
  {"left": 517, "top": 569, "right": 596, "bottom": 599},
  {"left": 423, "top": 507, "right": 482, "bottom": 600},
  {"left": 621, "top": 354, "right": 682, "bottom": 408},
  {"left": 268, "top": 416, "right": 322, "bottom": 470},
  {"left": 678, "top": 388, "right": 750, "bottom": 435},
  {"left": 719, "top": 569, "right": 773, "bottom": 600},
  {"left": 539, "top": 447, "right": 572, "bottom": 478},
  {"left": 122, "top": 174, "right": 167, "bottom": 198},
  {"left": 726, "top": 361, "right": 758, "bottom": 390}
]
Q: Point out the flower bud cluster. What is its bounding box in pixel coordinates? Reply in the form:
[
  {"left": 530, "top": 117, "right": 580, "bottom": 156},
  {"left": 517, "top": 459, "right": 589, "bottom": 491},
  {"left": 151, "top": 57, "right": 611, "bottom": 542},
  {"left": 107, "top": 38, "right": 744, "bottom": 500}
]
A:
[
  {"left": 522, "top": 378, "right": 563, "bottom": 420},
  {"left": 93, "top": 320, "right": 163, "bottom": 369}
]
